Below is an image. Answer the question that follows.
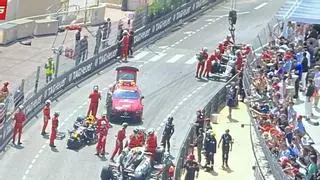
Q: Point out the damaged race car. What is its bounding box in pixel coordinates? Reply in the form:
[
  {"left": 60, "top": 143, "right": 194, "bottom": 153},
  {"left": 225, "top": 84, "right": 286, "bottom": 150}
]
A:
[
  {"left": 101, "top": 146, "right": 175, "bottom": 180},
  {"left": 106, "top": 66, "right": 144, "bottom": 123},
  {"left": 66, "top": 115, "right": 98, "bottom": 150}
]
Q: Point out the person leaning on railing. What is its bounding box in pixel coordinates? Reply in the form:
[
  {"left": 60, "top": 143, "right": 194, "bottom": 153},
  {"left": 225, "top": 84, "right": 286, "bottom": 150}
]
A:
[{"left": 0, "top": 81, "right": 9, "bottom": 102}]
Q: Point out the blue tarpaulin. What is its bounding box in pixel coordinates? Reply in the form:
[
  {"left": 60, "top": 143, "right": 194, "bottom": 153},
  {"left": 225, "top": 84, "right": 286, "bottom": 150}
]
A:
[{"left": 276, "top": 0, "right": 320, "bottom": 24}]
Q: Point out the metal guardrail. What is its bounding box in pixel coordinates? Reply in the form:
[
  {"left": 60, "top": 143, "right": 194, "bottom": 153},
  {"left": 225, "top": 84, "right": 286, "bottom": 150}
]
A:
[
  {"left": 0, "top": 0, "right": 218, "bottom": 153},
  {"left": 174, "top": 73, "right": 239, "bottom": 179}
]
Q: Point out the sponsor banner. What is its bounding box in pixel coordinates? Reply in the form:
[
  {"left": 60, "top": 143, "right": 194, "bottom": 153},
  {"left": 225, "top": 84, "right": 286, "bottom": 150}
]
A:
[
  {"left": 0, "top": 44, "right": 118, "bottom": 151},
  {"left": 0, "top": 0, "right": 215, "bottom": 152},
  {"left": 0, "top": 0, "right": 7, "bottom": 20},
  {"left": 134, "top": 0, "right": 212, "bottom": 45}
]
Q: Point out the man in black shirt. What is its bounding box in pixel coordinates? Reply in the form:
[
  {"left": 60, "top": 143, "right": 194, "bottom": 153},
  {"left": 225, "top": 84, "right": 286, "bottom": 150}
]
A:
[
  {"left": 161, "top": 117, "right": 175, "bottom": 152},
  {"left": 184, "top": 154, "right": 199, "bottom": 180},
  {"left": 301, "top": 52, "right": 309, "bottom": 91},
  {"left": 218, "top": 129, "right": 233, "bottom": 168}
]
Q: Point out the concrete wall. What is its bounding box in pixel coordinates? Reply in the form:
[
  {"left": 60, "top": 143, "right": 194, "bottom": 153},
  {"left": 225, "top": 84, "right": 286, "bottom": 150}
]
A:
[{"left": 5, "top": 0, "right": 61, "bottom": 21}]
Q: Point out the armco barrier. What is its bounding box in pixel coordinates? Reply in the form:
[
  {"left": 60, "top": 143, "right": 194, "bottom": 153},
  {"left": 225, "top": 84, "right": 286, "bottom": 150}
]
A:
[
  {"left": 174, "top": 74, "right": 239, "bottom": 179},
  {"left": 0, "top": 0, "right": 221, "bottom": 152}
]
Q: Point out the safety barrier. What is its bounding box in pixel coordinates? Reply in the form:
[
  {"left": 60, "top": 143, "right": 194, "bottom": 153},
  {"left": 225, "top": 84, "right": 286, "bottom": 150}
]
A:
[
  {"left": 173, "top": 74, "right": 239, "bottom": 179},
  {"left": 0, "top": 0, "right": 222, "bottom": 152},
  {"left": 242, "top": 17, "right": 289, "bottom": 180}
]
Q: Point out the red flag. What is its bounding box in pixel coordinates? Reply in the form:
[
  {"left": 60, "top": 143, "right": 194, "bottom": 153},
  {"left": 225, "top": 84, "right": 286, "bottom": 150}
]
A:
[{"left": 0, "top": 0, "right": 8, "bottom": 20}]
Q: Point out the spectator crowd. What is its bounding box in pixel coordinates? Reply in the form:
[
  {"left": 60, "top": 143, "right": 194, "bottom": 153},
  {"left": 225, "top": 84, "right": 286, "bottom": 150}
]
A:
[{"left": 246, "top": 22, "right": 320, "bottom": 179}]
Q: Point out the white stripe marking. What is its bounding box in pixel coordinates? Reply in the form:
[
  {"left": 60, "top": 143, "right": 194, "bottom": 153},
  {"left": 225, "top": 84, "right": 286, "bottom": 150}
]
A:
[
  {"left": 185, "top": 56, "right": 198, "bottom": 64},
  {"left": 35, "top": 154, "right": 39, "bottom": 159},
  {"left": 175, "top": 41, "right": 180, "bottom": 45},
  {"left": 31, "top": 159, "right": 36, "bottom": 164},
  {"left": 200, "top": 27, "right": 205, "bottom": 30},
  {"left": 138, "top": 64, "right": 143, "bottom": 68},
  {"left": 25, "top": 170, "right": 30, "bottom": 175},
  {"left": 182, "top": 97, "right": 188, "bottom": 102},
  {"left": 187, "top": 94, "right": 192, "bottom": 98},
  {"left": 149, "top": 53, "right": 166, "bottom": 62},
  {"left": 132, "top": 51, "right": 149, "bottom": 61},
  {"left": 28, "top": 165, "right": 33, "bottom": 169},
  {"left": 204, "top": 24, "right": 208, "bottom": 27},
  {"left": 208, "top": 22, "right": 212, "bottom": 25},
  {"left": 196, "top": 29, "right": 200, "bottom": 32},
  {"left": 41, "top": 145, "right": 46, "bottom": 149},
  {"left": 254, "top": 2, "right": 267, "bottom": 10},
  {"left": 166, "top": 54, "right": 184, "bottom": 63}
]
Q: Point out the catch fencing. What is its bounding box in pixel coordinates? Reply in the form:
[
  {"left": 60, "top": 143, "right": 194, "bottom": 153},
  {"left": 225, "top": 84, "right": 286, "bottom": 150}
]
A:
[
  {"left": 173, "top": 74, "right": 239, "bottom": 179},
  {"left": 242, "top": 17, "right": 289, "bottom": 180},
  {"left": 0, "top": 0, "right": 221, "bottom": 152}
]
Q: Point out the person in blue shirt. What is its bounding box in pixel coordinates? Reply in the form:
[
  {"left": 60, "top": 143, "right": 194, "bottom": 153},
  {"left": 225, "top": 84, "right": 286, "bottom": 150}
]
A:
[
  {"left": 294, "top": 62, "right": 302, "bottom": 99},
  {"left": 296, "top": 115, "right": 306, "bottom": 136}
]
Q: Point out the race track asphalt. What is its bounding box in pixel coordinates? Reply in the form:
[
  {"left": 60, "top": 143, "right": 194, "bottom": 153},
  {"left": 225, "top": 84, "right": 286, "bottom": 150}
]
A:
[{"left": 0, "top": 0, "right": 285, "bottom": 179}]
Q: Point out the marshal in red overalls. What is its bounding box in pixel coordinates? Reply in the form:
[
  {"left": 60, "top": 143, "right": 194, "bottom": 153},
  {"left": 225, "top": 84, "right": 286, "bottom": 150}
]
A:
[
  {"left": 49, "top": 112, "right": 59, "bottom": 147},
  {"left": 128, "top": 130, "right": 141, "bottom": 149},
  {"left": 110, "top": 123, "right": 128, "bottom": 162},
  {"left": 195, "top": 48, "right": 208, "bottom": 79},
  {"left": 41, "top": 100, "right": 51, "bottom": 135},
  {"left": 121, "top": 31, "right": 130, "bottom": 61},
  {"left": 87, "top": 86, "right": 101, "bottom": 118},
  {"left": 145, "top": 129, "right": 158, "bottom": 160},
  {"left": 96, "top": 120, "right": 110, "bottom": 155},
  {"left": 13, "top": 106, "right": 26, "bottom": 145}
]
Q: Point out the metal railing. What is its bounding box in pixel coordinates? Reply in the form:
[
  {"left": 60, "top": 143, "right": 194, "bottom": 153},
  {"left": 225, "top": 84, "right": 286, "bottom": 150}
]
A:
[
  {"left": 242, "top": 17, "right": 290, "bottom": 180},
  {"left": 174, "top": 74, "right": 239, "bottom": 179}
]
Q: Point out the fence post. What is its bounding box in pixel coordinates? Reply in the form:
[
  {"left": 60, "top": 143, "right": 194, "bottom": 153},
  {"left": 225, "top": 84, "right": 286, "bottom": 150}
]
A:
[
  {"left": 257, "top": 35, "right": 263, "bottom": 49},
  {"left": 20, "top": 79, "right": 25, "bottom": 94},
  {"left": 34, "top": 66, "right": 40, "bottom": 94},
  {"left": 54, "top": 45, "right": 63, "bottom": 78}
]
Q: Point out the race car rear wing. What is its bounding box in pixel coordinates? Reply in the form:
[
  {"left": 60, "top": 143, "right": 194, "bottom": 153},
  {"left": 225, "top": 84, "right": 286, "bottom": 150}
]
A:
[{"left": 116, "top": 66, "right": 139, "bottom": 83}]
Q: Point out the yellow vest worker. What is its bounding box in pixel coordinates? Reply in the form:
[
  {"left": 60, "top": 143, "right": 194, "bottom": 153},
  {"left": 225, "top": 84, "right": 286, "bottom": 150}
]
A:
[{"left": 45, "top": 58, "right": 55, "bottom": 83}]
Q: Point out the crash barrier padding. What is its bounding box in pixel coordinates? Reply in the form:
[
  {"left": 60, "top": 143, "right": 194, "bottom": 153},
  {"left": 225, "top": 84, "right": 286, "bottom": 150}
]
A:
[
  {"left": 173, "top": 73, "right": 240, "bottom": 179},
  {"left": 242, "top": 54, "right": 288, "bottom": 180},
  {"left": 0, "top": 0, "right": 222, "bottom": 152}
]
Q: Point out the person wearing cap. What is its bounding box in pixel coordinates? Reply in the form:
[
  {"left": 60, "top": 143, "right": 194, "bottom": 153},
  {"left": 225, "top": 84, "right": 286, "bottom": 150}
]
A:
[
  {"left": 195, "top": 47, "right": 208, "bottom": 79},
  {"left": 80, "top": 35, "right": 89, "bottom": 61},
  {"left": 204, "top": 130, "right": 217, "bottom": 172},
  {"left": 218, "top": 129, "right": 233, "bottom": 168},
  {"left": 110, "top": 122, "right": 128, "bottom": 162},
  {"left": 128, "top": 128, "right": 141, "bottom": 149},
  {"left": 145, "top": 128, "right": 158, "bottom": 160},
  {"left": 12, "top": 105, "right": 26, "bottom": 145},
  {"left": 161, "top": 117, "right": 175, "bottom": 152},
  {"left": 295, "top": 115, "right": 306, "bottom": 136},
  {"left": 49, "top": 112, "right": 59, "bottom": 147},
  {"left": 96, "top": 120, "right": 110, "bottom": 156},
  {"left": 195, "top": 128, "right": 204, "bottom": 164},
  {"left": 119, "top": 30, "right": 130, "bottom": 62},
  {"left": 41, "top": 100, "right": 51, "bottom": 136},
  {"left": 183, "top": 153, "right": 199, "bottom": 180},
  {"left": 87, "top": 85, "right": 101, "bottom": 118},
  {"left": 45, "top": 58, "right": 55, "bottom": 83}
]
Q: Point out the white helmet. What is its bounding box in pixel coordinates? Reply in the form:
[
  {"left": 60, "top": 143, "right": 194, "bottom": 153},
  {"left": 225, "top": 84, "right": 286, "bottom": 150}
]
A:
[
  {"left": 123, "top": 30, "right": 128, "bottom": 35},
  {"left": 54, "top": 111, "right": 60, "bottom": 116},
  {"left": 18, "top": 105, "right": 24, "bottom": 110},
  {"left": 147, "top": 128, "right": 155, "bottom": 135},
  {"left": 203, "top": 47, "right": 208, "bottom": 52},
  {"left": 45, "top": 100, "right": 51, "bottom": 105},
  {"left": 93, "top": 85, "right": 99, "bottom": 91},
  {"left": 101, "top": 121, "right": 107, "bottom": 125},
  {"left": 122, "top": 122, "right": 128, "bottom": 127}
]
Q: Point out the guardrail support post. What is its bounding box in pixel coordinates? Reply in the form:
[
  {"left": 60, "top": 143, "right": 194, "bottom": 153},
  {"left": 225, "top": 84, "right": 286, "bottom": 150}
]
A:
[
  {"left": 21, "top": 79, "right": 25, "bottom": 94},
  {"left": 257, "top": 35, "right": 263, "bottom": 49},
  {"left": 54, "top": 46, "right": 63, "bottom": 79},
  {"left": 34, "top": 66, "right": 40, "bottom": 94}
]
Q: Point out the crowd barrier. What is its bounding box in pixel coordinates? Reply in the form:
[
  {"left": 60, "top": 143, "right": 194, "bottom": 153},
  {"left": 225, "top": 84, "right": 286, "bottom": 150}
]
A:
[
  {"left": 0, "top": 0, "right": 222, "bottom": 152},
  {"left": 242, "top": 17, "right": 289, "bottom": 179},
  {"left": 173, "top": 74, "right": 239, "bottom": 179}
]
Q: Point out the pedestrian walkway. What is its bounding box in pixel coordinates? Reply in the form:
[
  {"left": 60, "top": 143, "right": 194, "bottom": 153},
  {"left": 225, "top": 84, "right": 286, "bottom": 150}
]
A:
[
  {"left": 293, "top": 92, "right": 320, "bottom": 152},
  {"left": 180, "top": 103, "right": 255, "bottom": 180},
  {"left": 0, "top": 6, "right": 126, "bottom": 92}
]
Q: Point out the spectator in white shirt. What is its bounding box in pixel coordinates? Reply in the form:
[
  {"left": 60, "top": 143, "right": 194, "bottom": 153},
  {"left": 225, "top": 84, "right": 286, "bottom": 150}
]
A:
[{"left": 313, "top": 66, "right": 320, "bottom": 108}]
